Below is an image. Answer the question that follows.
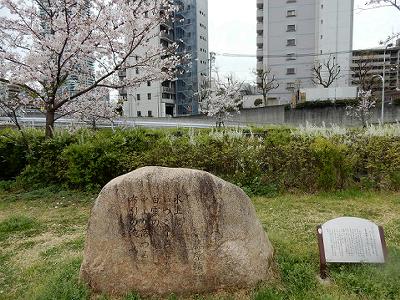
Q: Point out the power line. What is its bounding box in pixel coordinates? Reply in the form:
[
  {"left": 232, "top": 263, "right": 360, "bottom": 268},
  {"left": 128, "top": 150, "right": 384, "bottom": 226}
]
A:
[
  {"left": 214, "top": 49, "right": 355, "bottom": 58},
  {"left": 212, "top": 46, "right": 400, "bottom": 59}
]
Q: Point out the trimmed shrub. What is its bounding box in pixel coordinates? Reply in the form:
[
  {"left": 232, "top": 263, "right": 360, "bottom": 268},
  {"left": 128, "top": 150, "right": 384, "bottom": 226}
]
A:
[
  {"left": 310, "top": 137, "right": 351, "bottom": 191},
  {"left": 294, "top": 99, "right": 358, "bottom": 109},
  {"left": 19, "top": 131, "right": 77, "bottom": 186},
  {"left": 0, "top": 129, "right": 31, "bottom": 180},
  {"left": 0, "top": 126, "right": 399, "bottom": 193}
]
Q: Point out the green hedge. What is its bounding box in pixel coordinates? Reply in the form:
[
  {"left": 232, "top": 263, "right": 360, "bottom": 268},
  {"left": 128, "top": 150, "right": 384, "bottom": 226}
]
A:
[
  {"left": 1, "top": 128, "right": 399, "bottom": 194},
  {"left": 294, "top": 99, "right": 358, "bottom": 109}
]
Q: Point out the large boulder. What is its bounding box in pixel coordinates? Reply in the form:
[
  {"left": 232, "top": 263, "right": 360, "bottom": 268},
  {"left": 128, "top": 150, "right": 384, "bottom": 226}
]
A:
[{"left": 80, "top": 167, "right": 274, "bottom": 296}]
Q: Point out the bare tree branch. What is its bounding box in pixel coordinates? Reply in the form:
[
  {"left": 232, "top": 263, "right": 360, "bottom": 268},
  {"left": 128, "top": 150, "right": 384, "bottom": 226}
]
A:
[
  {"left": 312, "top": 55, "right": 341, "bottom": 88},
  {"left": 254, "top": 67, "right": 279, "bottom": 106}
]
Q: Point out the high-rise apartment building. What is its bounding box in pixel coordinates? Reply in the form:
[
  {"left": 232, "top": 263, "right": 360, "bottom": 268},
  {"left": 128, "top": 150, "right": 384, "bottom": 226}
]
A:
[
  {"left": 256, "top": 0, "right": 354, "bottom": 103},
  {"left": 122, "top": 0, "right": 209, "bottom": 118}
]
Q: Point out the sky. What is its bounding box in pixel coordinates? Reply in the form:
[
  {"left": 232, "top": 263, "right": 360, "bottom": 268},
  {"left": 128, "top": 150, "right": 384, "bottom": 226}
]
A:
[{"left": 209, "top": 0, "right": 400, "bottom": 82}]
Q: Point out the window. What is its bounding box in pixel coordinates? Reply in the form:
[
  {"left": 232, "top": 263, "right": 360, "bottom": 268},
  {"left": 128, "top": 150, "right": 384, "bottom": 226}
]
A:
[
  {"left": 287, "top": 24, "right": 296, "bottom": 32},
  {"left": 136, "top": 94, "right": 141, "bottom": 101},
  {"left": 137, "top": 111, "right": 142, "bottom": 117},
  {"left": 147, "top": 93, "right": 152, "bottom": 100},
  {"left": 148, "top": 110, "right": 153, "bottom": 117},
  {"left": 287, "top": 39, "right": 296, "bottom": 46},
  {"left": 287, "top": 10, "right": 296, "bottom": 17},
  {"left": 286, "top": 82, "right": 295, "bottom": 90},
  {"left": 147, "top": 81, "right": 151, "bottom": 86},
  {"left": 286, "top": 53, "right": 296, "bottom": 60},
  {"left": 320, "top": 35, "right": 323, "bottom": 39},
  {"left": 287, "top": 0, "right": 296, "bottom": 2},
  {"left": 136, "top": 68, "right": 139, "bottom": 74},
  {"left": 287, "top": 68, "right": 296, "bottom": 75},
  {"left": 321, "top": 19, "right": 324, "bottom": 24}
]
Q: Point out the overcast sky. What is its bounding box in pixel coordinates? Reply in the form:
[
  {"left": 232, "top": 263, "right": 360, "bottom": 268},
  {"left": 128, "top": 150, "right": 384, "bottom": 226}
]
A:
[{"left": 209, "top": 0, "right": 400, "bottom": 82}]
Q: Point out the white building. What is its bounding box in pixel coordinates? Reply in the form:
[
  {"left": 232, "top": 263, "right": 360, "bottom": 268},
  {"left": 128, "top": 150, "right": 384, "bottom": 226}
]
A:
[
  {"left": 256, "top": 0, "right": 354, "bottom": 103},
  {"left": 122, "top": 0, "right": 209, "bottom": 118}
]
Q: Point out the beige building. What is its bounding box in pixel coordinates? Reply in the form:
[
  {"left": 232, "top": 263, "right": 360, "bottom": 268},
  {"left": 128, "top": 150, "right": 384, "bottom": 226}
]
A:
[{"left": 351, "top": 40, "right": 400, "bottom": 94}]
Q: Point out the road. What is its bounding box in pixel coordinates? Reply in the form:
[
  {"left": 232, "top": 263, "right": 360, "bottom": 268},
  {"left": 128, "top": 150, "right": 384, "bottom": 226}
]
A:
[{"left": 0, "top": 116, "right": 243, "bottom": 129}]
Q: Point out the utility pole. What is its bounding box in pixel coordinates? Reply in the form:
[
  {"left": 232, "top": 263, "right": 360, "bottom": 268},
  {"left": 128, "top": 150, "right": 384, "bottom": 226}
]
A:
[
  {"left": 397, "top": 48, "right": 400, "bottom": 90},
  {"left": 382, "top": 43, "right": 394, "bottom": 123},
  {"left": 209, "top": 52, "right": 216, "bottom": 90}
]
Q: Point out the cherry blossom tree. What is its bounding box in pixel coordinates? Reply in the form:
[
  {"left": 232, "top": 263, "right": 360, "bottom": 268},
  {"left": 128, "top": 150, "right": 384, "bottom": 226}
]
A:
[
  {"left": 61, "top": 88, "right": 118, "bottom": 129},
  {"left": 346, "top": 90, "right": 376, "bottom": 128},
  {"left": 0, "top": 83, "right": 22, "bottom": 130},
  {"left": 367, "top": 0, "right": 400, "bottom": 11},
  {"left": 0, "top": 0, "right": 181, "bottom": 137},
  {"left": 200, "top": 74, "right": 244, "bottom": 127}
]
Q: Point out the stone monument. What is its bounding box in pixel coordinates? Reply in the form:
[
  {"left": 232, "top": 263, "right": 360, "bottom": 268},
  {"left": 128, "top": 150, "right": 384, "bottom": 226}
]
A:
[
  {"left": 317, "top": 217, "right": 388, "bottom": 278},
  {"left": 80, "top": 167, "right": 274, "bottom": 296}
]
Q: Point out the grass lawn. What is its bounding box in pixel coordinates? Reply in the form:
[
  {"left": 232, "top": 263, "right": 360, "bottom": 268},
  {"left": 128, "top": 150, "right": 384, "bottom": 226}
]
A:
[{"left": 0, "top": 186, "right": 399, "bottom": 300}]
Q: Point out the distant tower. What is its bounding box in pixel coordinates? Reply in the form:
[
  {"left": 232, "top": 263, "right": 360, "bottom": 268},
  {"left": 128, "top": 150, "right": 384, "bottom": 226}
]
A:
[{"left": 256, "top": 0, "right": 354, "bottom": 103}]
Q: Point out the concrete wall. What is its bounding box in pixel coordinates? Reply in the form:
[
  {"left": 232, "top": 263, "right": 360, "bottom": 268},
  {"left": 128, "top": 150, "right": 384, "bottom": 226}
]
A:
[
  {"left": 234, "top": 104, "right": 400, "bottom": 126},
  {"left": 242, "top": 95, "right": 280, "bottom": 108},
  {"left": 302, "top": 87, "right": 358, "bottom": 101},
  {"left": 236, "top": 106, "right": 286, "bottom": 124},
  {"left": 177, "top": 104, "right": 400, "bottom": 127}
]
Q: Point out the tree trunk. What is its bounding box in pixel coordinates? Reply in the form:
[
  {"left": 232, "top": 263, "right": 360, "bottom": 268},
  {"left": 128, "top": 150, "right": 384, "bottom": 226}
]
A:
[
  {"left": 263, "top": 91, "right": 267, "bottom": 107},
  {"left": 45, "top": 110, "right": 55, "bottom": 138}
]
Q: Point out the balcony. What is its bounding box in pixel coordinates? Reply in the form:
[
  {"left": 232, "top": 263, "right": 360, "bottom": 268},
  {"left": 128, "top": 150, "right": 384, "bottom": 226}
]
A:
[
  {"left": 119, "top": 87, "right": 127, "bottom": 97},
  {"left": 160, "top": 31, "right": 174, "bottom": 42},
  {"left": 257, "top": 9, "right": 264, "bottom": 18},
  {"left": 118, "top": 69, "right": 126, "bottom": 78},
  {"left": 257, "top": 49, "right": 263, "bottom": 57},
  {"left": 257, "top": 36, "right": 263, "bottom": 44},
  {"left": 161, "top": 95, "right": 175, "bottom": 104},
  {"left": 162, "top": 86, "right": 176, "bottom": 94},
  {"left": 160, "top": 19, "right": 173, "bottom": 28}
]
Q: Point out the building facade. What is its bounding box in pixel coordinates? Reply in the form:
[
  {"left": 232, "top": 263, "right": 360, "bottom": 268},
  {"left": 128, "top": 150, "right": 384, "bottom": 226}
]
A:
[
  {"left": 256, "top": 0, "right": 354, "bottom": 103},
  {"left": 39, "top": 0, "right": 95, "bottom": 96},
  {"left": 351, "top": 40, "right": 400, "bottom": 95},
  {"left": 122, "top": 0, "right": 209, "bottom": 118}
]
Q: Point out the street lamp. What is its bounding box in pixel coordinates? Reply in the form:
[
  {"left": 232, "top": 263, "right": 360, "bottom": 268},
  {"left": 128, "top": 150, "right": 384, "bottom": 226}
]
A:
[
  {"left": 382, "top": 43, "right": 394, "bottom": 123},
  {"left": 372, "top": 75, "right": 384, "bottom": 118}
]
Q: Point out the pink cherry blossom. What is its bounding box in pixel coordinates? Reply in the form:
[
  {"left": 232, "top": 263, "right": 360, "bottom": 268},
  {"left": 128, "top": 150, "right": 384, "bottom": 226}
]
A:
[{"left": 0, "top": 0, "right": 181, "bottom": 137}]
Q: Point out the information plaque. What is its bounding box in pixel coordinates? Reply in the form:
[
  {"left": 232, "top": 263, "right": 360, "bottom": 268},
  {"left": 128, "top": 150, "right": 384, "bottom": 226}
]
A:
[{"left": 317, "top": 217, "right": 388, "bottom": 279}]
